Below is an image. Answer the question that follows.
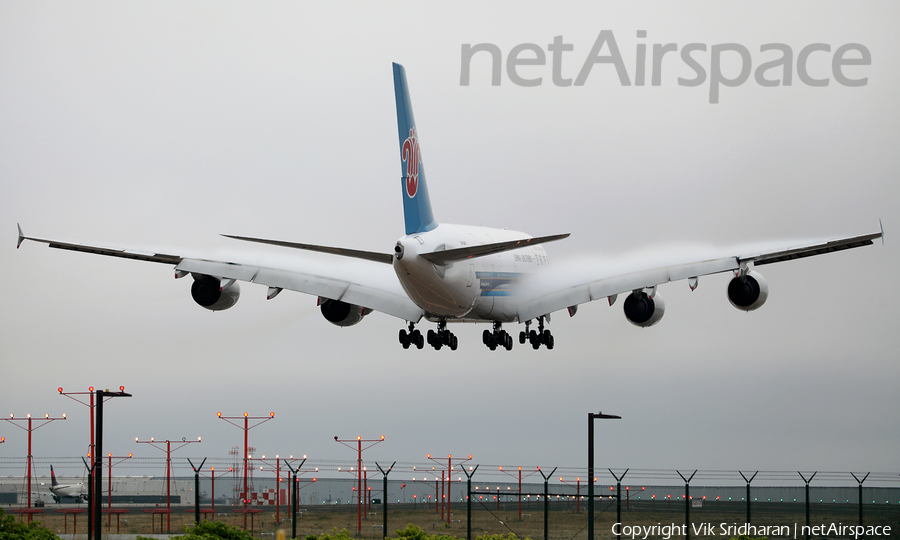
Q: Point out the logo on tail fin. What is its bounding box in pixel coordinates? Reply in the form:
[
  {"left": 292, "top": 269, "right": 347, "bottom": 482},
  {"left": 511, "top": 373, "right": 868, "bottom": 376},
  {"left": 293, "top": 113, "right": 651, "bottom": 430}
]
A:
[
  {"left": 402, "top": 127, "right": 421, "bottom": 198},
  {"left": 51, "top": 465, "right": 59, "bottom": 486}
]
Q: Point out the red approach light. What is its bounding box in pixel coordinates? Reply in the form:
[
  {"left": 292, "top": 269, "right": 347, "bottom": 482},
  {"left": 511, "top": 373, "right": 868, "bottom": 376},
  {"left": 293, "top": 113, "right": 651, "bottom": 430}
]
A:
[
  {"left": 58, "top": 387, "right": 63, "bottom": 393},
  {"left": 642, "top": 487, "right": 645, "bottom": 490},
  {"left": 243, "top": 412, "right": 248, "bottom": 417},
  {"left": 89, "top": 387, "right": 94, "bottom": 392},
  {"left": 128, "top": 453, "right": 132, "bottom": 458},
  {"left": 119, "top": 386, "right": 125, "bottom": 392},
  {"left": 217, "top": 412, "right": 221, "bottom": 417},
  {"left": 270, "top": 412, "right": 274, "bottom": 417},
  {"left": 468, "top": 455, "right": 472, "bottom": 459},
  {"left": 626, "top": 486, "right": 629, "bottom": 490}
]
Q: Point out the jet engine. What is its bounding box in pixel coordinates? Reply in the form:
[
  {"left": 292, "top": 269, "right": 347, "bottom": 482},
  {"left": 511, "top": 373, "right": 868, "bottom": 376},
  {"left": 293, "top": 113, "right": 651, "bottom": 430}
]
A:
[
  {"left": 727, "top": 270, "right": 769, "bottom": 311},
  {"left": 191, "top": 274, "right": 240, "bottom": 311},
  {"left": 623, "top": 289, "right": 665, "bottom": 327},
  {"left": 319, "top": 298, "right": 372, "bottom": 327}
]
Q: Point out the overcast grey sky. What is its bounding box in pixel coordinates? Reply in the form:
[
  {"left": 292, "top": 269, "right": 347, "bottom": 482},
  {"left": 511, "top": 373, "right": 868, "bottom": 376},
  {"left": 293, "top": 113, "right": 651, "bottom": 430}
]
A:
[{"left": 1, "top": 2, "right": 898, "bottom": 482}]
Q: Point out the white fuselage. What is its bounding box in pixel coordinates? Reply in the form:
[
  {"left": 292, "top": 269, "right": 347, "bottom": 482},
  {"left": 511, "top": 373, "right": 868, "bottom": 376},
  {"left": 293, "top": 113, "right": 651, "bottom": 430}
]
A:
[
  {"left": 50, "top": 483, "right": 85, "bottom": 501},
  {"left": 392, "top": 223, "right": 549, "bottom": 322}
]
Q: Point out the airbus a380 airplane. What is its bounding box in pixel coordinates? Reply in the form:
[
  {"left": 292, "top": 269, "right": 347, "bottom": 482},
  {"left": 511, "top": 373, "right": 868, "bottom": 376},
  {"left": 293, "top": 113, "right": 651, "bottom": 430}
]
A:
[{"left": 18, "top": 63, "right": 882, "bottom": 351}]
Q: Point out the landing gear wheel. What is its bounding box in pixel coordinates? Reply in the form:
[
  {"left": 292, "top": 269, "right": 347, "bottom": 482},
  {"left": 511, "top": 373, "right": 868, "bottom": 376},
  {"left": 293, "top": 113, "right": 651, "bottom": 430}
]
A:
[
  {"left": 414, "top": 330, "right": 424, "bottom": 349},
  {"left": 399, "top": 329, "right": 410, "bottom": 349},
  {"left": 519, "top": 331, "right": 526, "bottom": 344},
  {"left": 427, "top": 329, "right": 436, "bottom": 346},
  {"left": 504, "top": 334, "right": 513, "bottom": 351},
  {"left": 483, "top": 329, "right": 491, "bottom": 345},
  {"left": 547, "top": 334, "right": 555, "bottom": 349},
  {"left": 450, "top": 334, "right": 458, "bottom": 350}
]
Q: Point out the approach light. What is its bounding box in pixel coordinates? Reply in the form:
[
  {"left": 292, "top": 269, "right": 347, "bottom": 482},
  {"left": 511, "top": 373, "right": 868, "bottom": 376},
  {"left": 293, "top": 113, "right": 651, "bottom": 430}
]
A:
[
  {"left": 244, "top": 412, "right": 248, "bottom": 417},
  {"left": 518, "top": 467, "right": 521, "bottom": 471},
  {"left": 381, "top": 435, "right": 384, "bottom": 440},
  {"left": 314, "top": 467, "right": 318, "bottom": 472},
  {"left": 108, "top": 453, "right": 111, "bottom": 457},
  {"left": 262, "top": 455, "right": 266, "bottom": 459},
  {"left": 58, "top": 387, "right": 63, "bottom": 393},
  {"left": 27, "top": 414, "right": 31, "bottom": 418},
  {"left": 89, "top": 387, "right": 94, "bottom": 392},
  {"left": 217, "top": 412, "right": 221, "bottom": 417},
  {"left": 119, "top": 386, "right": 125, "bottom": 392},
  {"left": 357, "top": 436, "right": 361, "bottom": 440},
  {"left": 128, "top": 453, "right": 132, "bottom": 458},
  {"left": 270, "top": 412, "right": 274, "bottom": 417},
  {"left": 9, "top": 414, "right": 13, "bottom": 418},
  {"left": 135, "top": 438, "right": 139, "bottom": 442},
  {"left": 198, "top": 437, "right": 201, "bottom": 442},
  {"left": 45, "top": 414, "right": 49, "bottom": 418},
  {"left": 304, "top": 455, "right": 307, "bottom": 459},
  {"left": 62, "top": 414, "right": 66, "bottom": 419}
]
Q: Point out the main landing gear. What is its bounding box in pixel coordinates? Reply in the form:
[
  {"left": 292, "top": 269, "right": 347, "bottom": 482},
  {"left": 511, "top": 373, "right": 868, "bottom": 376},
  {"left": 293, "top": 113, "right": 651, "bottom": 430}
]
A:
[
  {"left": 427, "top": 319, "right": 458, "bottom": 350},
  {"left": 399, "top": 322, "right": 424, "bottom": 349},
  {"left": 402, "top": 320, "right": 458, "bottom": 350},
  {"left": 483, "top": 321, "right": 513, "bottom": 351},
  {"left": 518, "top": 317, "right": 554, "bottom": 350}
]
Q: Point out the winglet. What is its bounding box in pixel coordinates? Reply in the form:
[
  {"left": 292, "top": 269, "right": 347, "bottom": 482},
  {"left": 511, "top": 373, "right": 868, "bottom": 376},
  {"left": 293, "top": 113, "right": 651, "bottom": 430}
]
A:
[
  {"left": 879, "top": 218, "right": 884, "bottom": 245},
  {"left": 17, "top": 223, "right": 24, "bottom": 249}
]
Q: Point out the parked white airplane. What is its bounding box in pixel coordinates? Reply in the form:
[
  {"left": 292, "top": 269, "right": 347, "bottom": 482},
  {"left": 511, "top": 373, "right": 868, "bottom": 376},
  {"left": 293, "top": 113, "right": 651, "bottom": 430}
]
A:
[
  {"left": 44, "top": 465, "right": 87, "bottom": 503},
  {"left": 17, "top": 63, "right": 882, "bottom": 351}
]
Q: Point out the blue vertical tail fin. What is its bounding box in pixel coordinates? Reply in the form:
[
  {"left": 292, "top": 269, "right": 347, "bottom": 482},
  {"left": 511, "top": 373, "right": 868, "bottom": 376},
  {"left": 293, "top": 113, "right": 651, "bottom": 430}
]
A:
[{"left": 393, "top": 63, "right": 437, "bottom": 235}]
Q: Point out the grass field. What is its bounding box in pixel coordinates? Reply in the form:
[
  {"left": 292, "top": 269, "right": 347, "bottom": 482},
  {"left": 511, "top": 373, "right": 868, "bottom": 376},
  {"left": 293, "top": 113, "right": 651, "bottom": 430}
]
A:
[{"left": 16, "top": 500, "right": 900, "bottom": 539}]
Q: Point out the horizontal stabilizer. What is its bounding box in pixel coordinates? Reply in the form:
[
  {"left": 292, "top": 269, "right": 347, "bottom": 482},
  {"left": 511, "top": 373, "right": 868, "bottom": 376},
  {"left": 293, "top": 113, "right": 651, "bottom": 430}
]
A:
[
  {"left": 222, "top": 234, "right": 393, "bottom": 264},
  {"left": 419, "top": 233, "right": 570, "bottom": 265}
]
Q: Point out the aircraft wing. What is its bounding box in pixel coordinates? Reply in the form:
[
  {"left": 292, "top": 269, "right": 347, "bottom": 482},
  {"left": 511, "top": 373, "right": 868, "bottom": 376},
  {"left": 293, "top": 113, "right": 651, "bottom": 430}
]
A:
[
  {"left": 175, "top": 258, "right": 423, "bottom": 321},
  {"left": 515, "top": 230, "right": 883, "bottom": 322},
  {"left": 18, "top": 225, "right": 425, "bottom": 322}
]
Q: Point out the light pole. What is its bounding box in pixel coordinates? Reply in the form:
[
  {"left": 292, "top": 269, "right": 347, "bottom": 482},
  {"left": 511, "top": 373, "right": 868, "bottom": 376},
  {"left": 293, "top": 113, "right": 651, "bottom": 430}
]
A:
[
  {"left": 135, "top": 436, "right": 200, "bottom": 532},
  {"left": 218, "top": 412, "right": 275, "bottom": 530},
  {"left": 334, "top": 435, "right": 385, "bottom": 535},
  {"left": 94, "top": 387, "right": 131, "bottom": 540},
  {"left": 588, "top": 411, "right": 620, "bottom": 540}
]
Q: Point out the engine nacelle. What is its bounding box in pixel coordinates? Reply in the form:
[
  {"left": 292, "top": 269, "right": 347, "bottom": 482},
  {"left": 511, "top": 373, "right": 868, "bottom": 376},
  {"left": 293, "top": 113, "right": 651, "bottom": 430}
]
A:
[
  {"left": 727, "top": 270, "right": 769, "bottom": 311},
  {"left": 623, "top": 290, "right": 666, "bottom": 328},
  {"left": 319, "top": 298, "right": 371, "bottom": 327},
  {"left": 191, "top": 274, "right": 240, "bottom": 311}
]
